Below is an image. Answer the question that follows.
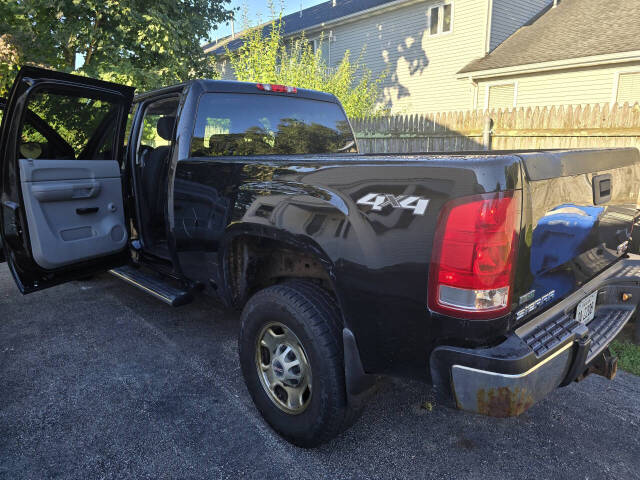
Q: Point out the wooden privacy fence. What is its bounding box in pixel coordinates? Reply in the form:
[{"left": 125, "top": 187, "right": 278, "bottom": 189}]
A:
[{"left": 350, "top": 102, "right": 640, "bottom": 154}]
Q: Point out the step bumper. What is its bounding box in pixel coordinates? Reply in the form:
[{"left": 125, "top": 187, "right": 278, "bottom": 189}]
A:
[{"left": 430, "top": 256, "right": 640, "bottom": 418}]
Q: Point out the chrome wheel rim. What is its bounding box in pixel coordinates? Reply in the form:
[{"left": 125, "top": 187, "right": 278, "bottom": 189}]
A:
[{"left": 255, "top": 322, "right": 312, "bottom": 415}]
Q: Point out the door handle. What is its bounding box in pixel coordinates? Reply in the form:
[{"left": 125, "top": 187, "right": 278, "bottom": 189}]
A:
[{"left": 76, "top": 207, "right": 99, "bottom": 215}]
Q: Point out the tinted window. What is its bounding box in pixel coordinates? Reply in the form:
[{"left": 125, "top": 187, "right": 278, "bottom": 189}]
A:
[
  {"left": 190, "top": 93, "right": 356, "bottom": 157},
  {"left": 20, "top": 91, "right": 119, "bottom": 160},
  {"left": 139, "top": 97, "right": 179, "bottom": 150}
]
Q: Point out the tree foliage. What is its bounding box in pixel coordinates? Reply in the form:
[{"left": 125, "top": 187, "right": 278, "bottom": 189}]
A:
[
  {"left": 225, "top": 18, "right": 386, "bottom": 119},
  {"left": 0, "top": 0, "right": 234, "bottom": 97}
]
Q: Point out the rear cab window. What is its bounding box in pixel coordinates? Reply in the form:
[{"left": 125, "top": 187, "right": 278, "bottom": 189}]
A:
[{"left": 190, "top": 93, "right": 356, "bottom": 157}]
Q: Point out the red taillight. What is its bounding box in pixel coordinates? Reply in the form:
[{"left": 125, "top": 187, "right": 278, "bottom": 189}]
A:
[
  {"left": 256, "top": 83, "right": 298, "bottom": 94},
  {"left": 428, "top": 191, "right": 521, "bottom": 319}
]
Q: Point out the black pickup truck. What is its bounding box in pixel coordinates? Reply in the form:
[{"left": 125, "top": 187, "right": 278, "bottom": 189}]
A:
[{"left": 2, "top": 67, "right": 640, "bottom": 447}]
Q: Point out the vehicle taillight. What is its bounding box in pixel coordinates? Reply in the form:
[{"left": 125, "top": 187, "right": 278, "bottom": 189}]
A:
[
  {"left": 428, "top": 191, "right": 521, "bottom": 319},
  {"left": 256, "top": 83, "right": 298, "bottom": 94}
]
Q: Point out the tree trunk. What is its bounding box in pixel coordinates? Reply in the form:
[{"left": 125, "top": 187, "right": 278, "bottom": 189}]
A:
[{"left": 83, "top": 14, "right": 103, "bottom": 67}]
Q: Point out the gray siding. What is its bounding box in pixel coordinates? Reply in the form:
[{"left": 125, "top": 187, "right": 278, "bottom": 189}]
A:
[
  {"left": 489, "top": 0, "right": 550, "bottom": 51},
  {"left": 215, "top": 59, "right": 236, "bottom": 81}
]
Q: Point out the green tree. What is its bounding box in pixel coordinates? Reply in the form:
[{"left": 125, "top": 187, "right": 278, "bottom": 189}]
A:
[
  {"left": 225, "top": 17, "right": 386, "bottom": 119},
  {"left": 0, "top": 0, "right": 234, "bottom": 97}
]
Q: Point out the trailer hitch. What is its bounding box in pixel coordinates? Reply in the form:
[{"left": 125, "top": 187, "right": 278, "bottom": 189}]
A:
[{"left": 587, "top": 348, "right": 618, "bottom": 381}]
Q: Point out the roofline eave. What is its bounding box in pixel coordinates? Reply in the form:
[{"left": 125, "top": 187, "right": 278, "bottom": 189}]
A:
[
  {"left": 457, "top": 50, "right": 640, "bottom": 80},
  {"left": 205, "top": 0, "right": 427, "bottom": 55},
  {"left": 284, "top": 0, "right": 427, "bottom": 38}
]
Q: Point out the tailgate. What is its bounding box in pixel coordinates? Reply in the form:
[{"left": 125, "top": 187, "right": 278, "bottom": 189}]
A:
[{"left": 515, "top": 148, "right": 640, "bottom": 322}]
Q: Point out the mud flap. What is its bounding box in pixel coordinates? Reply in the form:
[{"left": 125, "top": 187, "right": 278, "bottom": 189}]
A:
[{"left": 343, "top": 328, "right": 377, "bottom": 407}]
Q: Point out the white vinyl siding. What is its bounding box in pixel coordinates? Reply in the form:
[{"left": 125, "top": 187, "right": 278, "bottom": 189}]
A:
[
  {"left": 489, "top": 0, "right": 551, "bottom": 51},
  {"left": 616, "top": 72, "right": 640, "bottom": 104},
  {"left": 477, "top": 64, "right": 640, "bottom": 109},
  {"left": 486, "top": 83, "right": 516, "bottom": 109},
  {"left": 311, "top": 0, "right": 488, "bottom": 113}
]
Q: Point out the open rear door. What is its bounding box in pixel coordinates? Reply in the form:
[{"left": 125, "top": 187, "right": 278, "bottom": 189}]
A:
[{"left": 0, "top": 67, "right": 134, "bottom": 293}]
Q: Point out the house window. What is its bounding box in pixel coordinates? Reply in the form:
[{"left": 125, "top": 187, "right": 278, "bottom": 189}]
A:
[
  {"left": 429, "top": 3, "right": 453, "bottom": 36},
  {"left": 616, "top": 72, "right": 640, "bottom": 104},
  {"left": 487, "top": 83, "right": 516, "bottom": 110}
]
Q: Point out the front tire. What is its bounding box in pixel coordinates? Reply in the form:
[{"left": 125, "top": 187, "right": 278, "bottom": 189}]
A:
[{"left": 238, "top": 281, "right": 350, "bottom": 447}]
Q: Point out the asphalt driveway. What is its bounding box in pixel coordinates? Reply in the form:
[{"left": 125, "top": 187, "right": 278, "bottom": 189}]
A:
[{"left": 1, "top": 264, "right": 639, "bottom": 479}]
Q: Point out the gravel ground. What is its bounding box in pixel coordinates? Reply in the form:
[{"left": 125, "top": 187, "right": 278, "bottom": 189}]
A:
[{"left": 1, "top": 264, "right": 639, "bottom": 480}]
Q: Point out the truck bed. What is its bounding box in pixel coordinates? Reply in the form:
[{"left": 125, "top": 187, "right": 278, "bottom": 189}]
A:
[{"left": 175, "top": 147, "right": 640, "bottom": 376}]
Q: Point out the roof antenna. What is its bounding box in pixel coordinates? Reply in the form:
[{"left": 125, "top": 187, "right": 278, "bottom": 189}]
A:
[{"left": 300, "top": 1, "right": 303, "bottom": 16}]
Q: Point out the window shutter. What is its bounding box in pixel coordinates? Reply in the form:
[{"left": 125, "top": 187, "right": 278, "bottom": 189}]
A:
[
  {"left": 617, "top": 73, "right": 640, "bottom": 104},
  {"left": 488, "top": 84, "right": 515, "bottom": 110}
]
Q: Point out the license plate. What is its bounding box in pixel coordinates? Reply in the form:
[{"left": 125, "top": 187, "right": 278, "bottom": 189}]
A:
[{"left": 575, "top": 291, "right": 598, "bottom": 325}]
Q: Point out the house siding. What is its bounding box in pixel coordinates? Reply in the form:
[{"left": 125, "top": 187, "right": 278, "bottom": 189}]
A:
[
  {"left": 309, "top": 0, "right": 488, "bottom": 113},
  {"left": 215, "top": 0, "right": 635, "bottom": 114},
  {"left": 215, "top": 58, "right": 236, "bottom": 81},
  {"left": 487, "top": 82, "right": 516, "bottom": 108},
  {"left": 489, "top": 0, "right": 550, "bottom": 51},
  {"left": 476, "top": 63, "right": 640, "bottom": 109},
  {"left": 617, "top": 72, "right": 640, "bottom": 103}
]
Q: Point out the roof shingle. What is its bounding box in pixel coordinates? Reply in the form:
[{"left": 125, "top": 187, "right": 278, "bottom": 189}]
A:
[
  {"left": 460, "top": 0, "right": 640, "bottom": 74},
  {"left": 204, "top": 0, "right": 400, "bottom": 55}
]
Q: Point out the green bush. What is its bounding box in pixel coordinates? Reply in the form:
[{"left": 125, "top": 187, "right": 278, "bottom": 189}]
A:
[{"left": 226, "top": 17, "right": 387, "bottom": 119}]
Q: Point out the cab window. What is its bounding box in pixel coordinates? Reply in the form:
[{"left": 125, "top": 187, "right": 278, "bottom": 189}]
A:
[{"left": 190, "top": 93, "right": 356, "bottom": 157}]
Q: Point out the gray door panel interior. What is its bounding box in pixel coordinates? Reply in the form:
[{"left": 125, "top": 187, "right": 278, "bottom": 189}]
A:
[{"left": 19, "top": 159, "right": 128, "bottom": 269}]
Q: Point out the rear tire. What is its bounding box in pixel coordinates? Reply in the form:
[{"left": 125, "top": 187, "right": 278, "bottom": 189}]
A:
[{"left": 238, "top": 280, "right": 352, "bottom": 447}]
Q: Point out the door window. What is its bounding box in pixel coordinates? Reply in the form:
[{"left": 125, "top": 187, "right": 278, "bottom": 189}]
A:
[
  {"left": 138, "top": 97, "right": 178, "bottom": 152},
  {"left": 18, "top": 90, "right": 120, "bottom": 160}
]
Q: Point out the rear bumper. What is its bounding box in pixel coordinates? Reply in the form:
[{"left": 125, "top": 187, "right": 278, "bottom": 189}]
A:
[{"left": 430, "top": 256, "right": 640, "bottom": 417}]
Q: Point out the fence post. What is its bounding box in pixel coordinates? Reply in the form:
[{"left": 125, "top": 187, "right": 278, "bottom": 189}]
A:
[{"left": 483, "top": 116, "right": 493, "bottom": 151}]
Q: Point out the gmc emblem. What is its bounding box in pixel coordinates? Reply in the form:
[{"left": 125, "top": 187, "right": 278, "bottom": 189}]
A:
[{"left": 356, "top": 193, "right": 430, "bottom": 216}]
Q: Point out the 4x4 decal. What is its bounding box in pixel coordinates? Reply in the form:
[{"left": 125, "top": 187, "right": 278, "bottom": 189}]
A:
[{"left": 356, "top": 193, "right": 430, "bottom": 216}]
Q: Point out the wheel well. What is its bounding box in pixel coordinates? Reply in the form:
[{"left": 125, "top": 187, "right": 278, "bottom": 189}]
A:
[{"left": 227, "top": 235, "right": 335, "bottom": 308}]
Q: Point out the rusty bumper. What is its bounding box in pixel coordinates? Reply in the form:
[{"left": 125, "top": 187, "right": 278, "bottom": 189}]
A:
[
  {"left": 450, "top": 342, "right": 573, "bottom": 417},
  {"left": 430, "top": 257, "right": 640, "bottom": 418}
]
